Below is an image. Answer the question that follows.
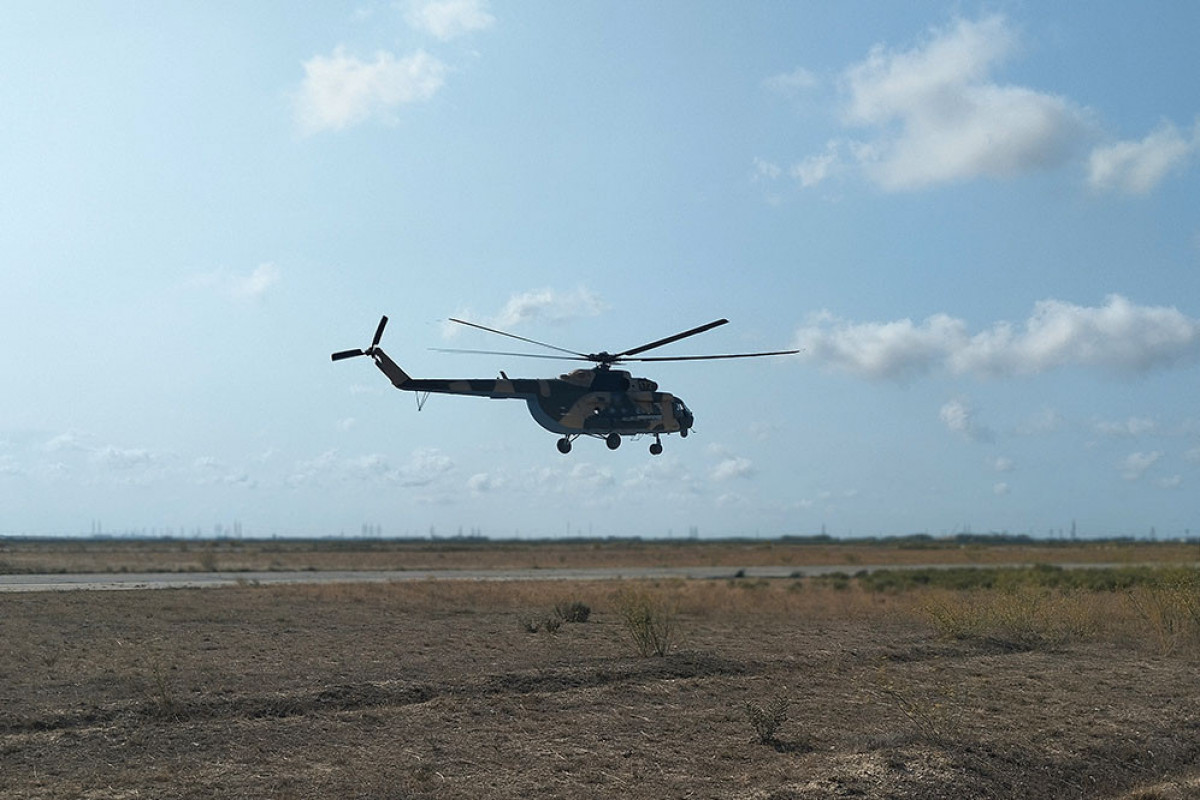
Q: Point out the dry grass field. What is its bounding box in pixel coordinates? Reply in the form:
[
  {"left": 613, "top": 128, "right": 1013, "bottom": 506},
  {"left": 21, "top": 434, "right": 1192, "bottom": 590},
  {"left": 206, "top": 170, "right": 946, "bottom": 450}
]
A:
[
  {"left": 3, "top": 540, "right": 1200, "bottom": 799},
  {"left": 1, "top": 535, "right": 1197, "bottom": 574}
]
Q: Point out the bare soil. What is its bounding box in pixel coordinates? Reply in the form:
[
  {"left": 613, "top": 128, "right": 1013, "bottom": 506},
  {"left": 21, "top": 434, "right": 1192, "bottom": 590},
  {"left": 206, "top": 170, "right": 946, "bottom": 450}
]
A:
[{"left": 2, "top": 575, "right": 1199, "bottom": 799}]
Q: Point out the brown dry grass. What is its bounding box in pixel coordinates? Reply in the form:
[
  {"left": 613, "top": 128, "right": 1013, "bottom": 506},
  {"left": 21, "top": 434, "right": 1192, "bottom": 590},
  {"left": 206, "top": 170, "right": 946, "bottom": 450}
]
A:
[
  {"left": 2, "top": 536, "right": 1197, "bottom": 574},
  {"left": 3, "top": 574, "right": 1200, "bottom": 798}
]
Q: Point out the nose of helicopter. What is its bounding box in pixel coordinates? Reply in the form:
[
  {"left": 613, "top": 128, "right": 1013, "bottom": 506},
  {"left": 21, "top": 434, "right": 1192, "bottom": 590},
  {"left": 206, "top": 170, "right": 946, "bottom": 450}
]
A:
[{"left": 673, "top": 398, "right": 694, "bottom": 432}]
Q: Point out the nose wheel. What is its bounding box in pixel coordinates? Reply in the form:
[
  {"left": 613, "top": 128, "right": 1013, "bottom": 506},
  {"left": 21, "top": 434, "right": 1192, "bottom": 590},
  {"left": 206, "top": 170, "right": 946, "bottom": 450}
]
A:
[
  {"left": 557, "top": 437, "right": 573, "bottom": 454},
  {"left": 605, "top": 432, "right": 621, "bottom": 450},
  {"left": 649, "top": 435, "right": 663, "bottom": 455}
]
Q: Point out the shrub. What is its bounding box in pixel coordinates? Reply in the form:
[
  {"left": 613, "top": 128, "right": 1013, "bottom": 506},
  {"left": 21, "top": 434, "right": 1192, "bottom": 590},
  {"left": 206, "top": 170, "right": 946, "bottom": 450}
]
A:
[
  {"left": 1127, "top": 570, "right": 1200, "bottom": 655},
  {"left": 920, "top": 586, "right": 1099, "bottom": 649},
  {"left": 744, "top": 697, "right": 789, "bottom": 744},
  {"left": 616, "top": 589, "right": 676, "bottom": 657},
  {"left": 518, "top": 613, "right": 562, "bottom": 634},
  {"left": 554, "top": 600, "right": 591, "bottom": 623}
]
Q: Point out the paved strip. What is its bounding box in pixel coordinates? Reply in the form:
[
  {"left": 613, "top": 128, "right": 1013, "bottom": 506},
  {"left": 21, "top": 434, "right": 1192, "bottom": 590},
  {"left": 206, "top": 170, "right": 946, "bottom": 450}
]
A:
[
  {"left": 0, "top": 562, "right": 1177, "bottom": 592},
  {"left": 0, "top": 566, "right": 836, "bottom": 592}
]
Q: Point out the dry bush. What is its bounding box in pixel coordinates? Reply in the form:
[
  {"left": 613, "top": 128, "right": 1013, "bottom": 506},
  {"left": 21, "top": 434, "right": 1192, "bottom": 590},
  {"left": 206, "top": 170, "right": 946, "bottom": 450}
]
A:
[
  {"left": 554, "top": 599, "right": 591, "bottom": 623},
  {"left": 1125, "top": 570, "right": 1200, "bottom": 655},
  {"left": 744, "top": 696, "right": 789, "bottom": 744},
  {"left": 868, "top": 666, "right": 968, "bottom": 746},
  {"left": 615, "top": 588, "right": 677, "bottom": 657},
  {"left": 916, "top": 586, "right": 1103, "bottom": 649}
]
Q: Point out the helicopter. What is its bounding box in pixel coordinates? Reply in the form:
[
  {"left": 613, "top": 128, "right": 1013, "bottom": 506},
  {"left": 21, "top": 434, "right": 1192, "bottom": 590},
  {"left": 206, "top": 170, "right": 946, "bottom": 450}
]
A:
[{"left": 332, "top": 315, "right": 798, "bottom": 455}]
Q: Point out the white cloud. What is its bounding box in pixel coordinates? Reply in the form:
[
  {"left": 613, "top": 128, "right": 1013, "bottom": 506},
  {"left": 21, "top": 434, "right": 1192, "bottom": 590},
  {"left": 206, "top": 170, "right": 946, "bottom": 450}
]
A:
[
  {"left": 193, "top": 457, "right": 256, "bottom": 489},
  {"left": 993, "top": 481, "right": 1010, "bottom": 495},
  {"left": 295, "top": 47, "right": 446, "bottom": 134},
  {"left": 449, "top": 287, "right": 607, "bottom": 336},
  {"left": 838, "top": 15, "right": 1089, "bottom": 191},
  {"left": 567, "top": 462, "right": 615, "bottom": 489},
  {"left": 752, "top": 157, "right": 782, "bottom": 181},
  {"left": 1089, "top": 121, "right": 1200, "bottom": 194},
  {"left": 404, "top": 0, "right": 494, "bottom": 41},
  {"left": 778, "top": 15, "right": 1090, "bottom": 192},
  {"left": 621, "top": 457, "right": 699, "bottom": 502},
  {"left": 795, "top": 309, "right": 966, "bottom": 381},
  {"left": 790, "top": 143, "right": 841, "bottom": 188},
  {"left": 1094, "top": 417, "right": 1156, "bottom": 437},
  {"left": 992, "top": 456, "right": 1014, "bottom": 472},
  {"left": 91, "top": 446, "right": 155, "bottom": 470},
  {"left": 232, "top": 263, "right": 281, "bottom": 302},
  {"left": 400, "top": 448, "right": 455, "bottom": 485},
  {"left": 287, "top": 447, "right": 453, "bottom": 488},
  {"left": 715, "top": 492, "right": 750, "bottom": 508},
  {"left": 467, "top": 472, "right": 504, "bottom": 493},
  {"left": 796, "top": 295, "right": 1200, "bottom": 380},
  {"left": 712, "top": 456, "right": 756, "bottom": 481},
  {"left": 43, "top": 431, "right": 92, "bottom": 453},
  {"left": 191, "top": 263, "right": 282, "bottom": 303},
  {"left": 939, "top": 397, "right": 992, "bottom": 443},
  {"left": 1121, "top": 450, "right": 1162, "bottom": 481},
  {"left": 1159, "top": 475, "right": 1183, "bottom": 490}
]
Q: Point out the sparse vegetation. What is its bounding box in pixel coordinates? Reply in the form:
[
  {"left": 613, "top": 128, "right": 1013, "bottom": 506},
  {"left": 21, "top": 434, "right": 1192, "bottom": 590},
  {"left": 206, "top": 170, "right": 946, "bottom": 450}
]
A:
[
  {"left": 518, "top": 612, "right": 562, "bottom": 634},
  {"left": 554, "top": 599, "right": 591, "bottom": 623},
  {"left": 918, "top": 586, "right": 1100, "bottom": 649},
  {"left": 870, "top": 667, "right": 964, "bottom": 745},
  {"left": 1126, "top": 569, "right": 1200, "bottom": 655},
  {"left": 140, "top": 645, "right": 180, "bottom": 719},
  {"left": 4, "top": 540, "right": 1200, "bottom": 799},
  {"left": 744, "top": 696, "right": 789, "bottom": 744},
  {"left": 616, "top": 588, "right": 677, "bottom": 657}
]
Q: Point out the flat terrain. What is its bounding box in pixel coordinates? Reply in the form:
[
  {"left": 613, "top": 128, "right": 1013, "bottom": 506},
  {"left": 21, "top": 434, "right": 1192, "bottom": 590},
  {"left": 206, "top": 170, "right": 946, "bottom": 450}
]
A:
[
  {"left": 3, "top": 540, "right": 1199, "bottom": 798},
  {"left": 2, "top": 536, "right": 1197, "bottom": 574}
]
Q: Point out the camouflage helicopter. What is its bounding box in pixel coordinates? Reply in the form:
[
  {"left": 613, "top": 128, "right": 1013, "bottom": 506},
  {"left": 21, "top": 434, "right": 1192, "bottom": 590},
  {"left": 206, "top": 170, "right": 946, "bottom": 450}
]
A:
[{"left": 332, "top": 316, "right": 797, "bottom": 455}]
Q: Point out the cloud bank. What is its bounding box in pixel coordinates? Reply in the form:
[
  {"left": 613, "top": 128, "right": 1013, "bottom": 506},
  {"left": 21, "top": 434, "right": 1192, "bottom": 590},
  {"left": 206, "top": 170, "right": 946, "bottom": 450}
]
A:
[
  {"left": 842, "top": 15, "right": 1089, "bottom": 191},
  {"left": 763, "top": 14, "right": 1196, "bottom": 194},
  {"left": 795, "top": 295, "right": 1200, "bottom": 380}
]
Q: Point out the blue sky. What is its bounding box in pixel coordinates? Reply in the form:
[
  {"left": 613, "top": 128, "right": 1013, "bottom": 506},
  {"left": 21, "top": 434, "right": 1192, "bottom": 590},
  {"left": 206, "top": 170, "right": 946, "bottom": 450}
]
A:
[{"left": 3, "top": 1, "right": 1199, "bottom": 539}]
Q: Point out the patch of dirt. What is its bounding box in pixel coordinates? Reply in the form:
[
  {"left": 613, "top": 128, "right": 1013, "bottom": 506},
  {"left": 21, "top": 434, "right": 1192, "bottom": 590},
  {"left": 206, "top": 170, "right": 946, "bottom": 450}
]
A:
[{"left": 2, "top": 581, "right": 1198, "bottom": 799}]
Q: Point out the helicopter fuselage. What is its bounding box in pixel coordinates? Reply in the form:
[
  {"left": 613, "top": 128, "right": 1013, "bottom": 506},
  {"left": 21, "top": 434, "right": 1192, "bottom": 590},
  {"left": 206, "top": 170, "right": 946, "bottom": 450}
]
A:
[{"left": 371, "top": 349, "right": 693, "bottom": 438}]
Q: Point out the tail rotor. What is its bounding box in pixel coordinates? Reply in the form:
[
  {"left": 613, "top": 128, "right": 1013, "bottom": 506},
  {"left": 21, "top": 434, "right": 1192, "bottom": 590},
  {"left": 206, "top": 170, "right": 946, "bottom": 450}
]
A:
[{"left": 331, "top": 316, "right": 388, "bottom": 361}]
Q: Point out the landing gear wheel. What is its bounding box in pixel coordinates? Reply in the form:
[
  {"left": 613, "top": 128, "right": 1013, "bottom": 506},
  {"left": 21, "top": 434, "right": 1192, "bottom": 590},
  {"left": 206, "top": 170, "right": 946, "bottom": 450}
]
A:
[
  {"left": 649, "top": 440, "right": 663, "bottom": 455},
  {"left": 605, "top": 432, "right": 621, "bottom": 450},
  {"left": 557, "top": 437, "right": 572, "bottom": 454}
]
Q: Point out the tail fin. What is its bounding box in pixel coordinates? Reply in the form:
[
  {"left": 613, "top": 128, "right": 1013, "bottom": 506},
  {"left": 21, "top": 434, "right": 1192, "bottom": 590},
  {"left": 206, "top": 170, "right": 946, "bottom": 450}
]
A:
[{"left": 371, "top": 349, "right": 411, "bottom": 390}]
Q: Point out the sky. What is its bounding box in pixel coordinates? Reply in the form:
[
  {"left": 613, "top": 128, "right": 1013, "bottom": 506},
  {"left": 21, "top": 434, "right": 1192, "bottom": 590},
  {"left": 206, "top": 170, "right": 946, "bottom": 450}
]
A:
[{"left": 3, "top": 1, "right": 1200, "bottom": 539}]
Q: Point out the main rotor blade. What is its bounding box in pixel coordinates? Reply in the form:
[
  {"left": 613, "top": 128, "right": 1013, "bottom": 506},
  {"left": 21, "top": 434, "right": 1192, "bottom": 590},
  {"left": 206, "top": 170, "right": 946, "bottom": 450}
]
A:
[
  {"left": 623, "top": 349, "right": 800, "bottom": 363},
  {"left": 371, "top": 316, "right": 389, "bottom": 348},
  {"left": 431, "top": 348, "right": 588, "bottom": 362},
  {"left": 331, "top": 349, "right": 366, "bottom": 361},
  {"left": 448, "top": 318, "right": 585, "bottom": 357},
  {"left": 616, "top": 319, "right": 729, "bottom": 358}
]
